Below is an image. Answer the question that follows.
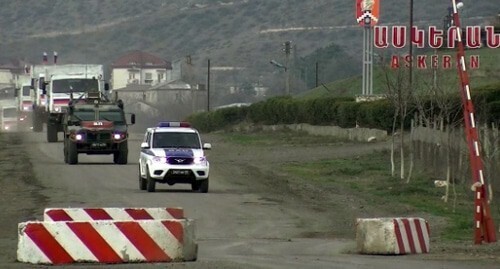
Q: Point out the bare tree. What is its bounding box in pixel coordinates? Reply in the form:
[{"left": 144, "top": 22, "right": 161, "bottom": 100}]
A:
[
  {"left": 381, "top": 57, "right": 412, "bottom": 180},
  {"left": 412, "top": 67, "right": 463, "bottom": 203}
]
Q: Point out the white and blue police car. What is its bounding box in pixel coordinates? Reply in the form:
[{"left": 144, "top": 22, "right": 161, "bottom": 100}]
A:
[{"left": 138, "top": 121, "right": 211, "bottom": 193}]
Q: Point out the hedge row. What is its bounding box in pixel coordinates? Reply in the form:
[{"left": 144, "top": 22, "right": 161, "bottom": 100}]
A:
[{"left": 185, "top": 83, "right": 500, "bottom": 133}]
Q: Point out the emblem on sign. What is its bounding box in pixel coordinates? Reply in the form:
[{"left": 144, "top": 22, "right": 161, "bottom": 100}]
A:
[
  {"left": 361, "top": 0, "right": 374, "bottom": 11},
  {"left": 355, "top": 0, "right": 380, "bottom": 26}
]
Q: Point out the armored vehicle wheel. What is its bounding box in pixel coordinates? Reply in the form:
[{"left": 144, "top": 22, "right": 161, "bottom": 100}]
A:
[
  {"left": 139, "top": 165, "right": 147, "bottom": 190},
  {"left": 146, "top": 166, "right": 156, "bottom": 192},
  {"left": 63, "top": 139, "right": 68, "bottom": 164},
  {"left": 67, "top": 140, "right": 78, "bottom": 165},
  {"left": 114, "top": 143, "right": 128, "bottom": 164},
  {"left": 47, "top": 124, "right": 58, "bottom": 142}
]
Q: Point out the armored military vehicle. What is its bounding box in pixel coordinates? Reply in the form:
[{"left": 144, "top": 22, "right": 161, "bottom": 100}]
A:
[{"left": 62, "top": 91, "right": 135, "bottom": 165}]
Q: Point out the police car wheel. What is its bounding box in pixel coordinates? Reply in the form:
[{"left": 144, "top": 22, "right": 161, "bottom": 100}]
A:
[
  {"left": 139, "top": 165, "right": 147, "bottom": 190},
  {"left": 146, "top": 166, "right": 156, "bottom": 192},
  {"left": 191, "top": 181, "right": 200, "bottom": 191},
  {"left": 198, "top": 178, "right": 209, "bottom": 193}
]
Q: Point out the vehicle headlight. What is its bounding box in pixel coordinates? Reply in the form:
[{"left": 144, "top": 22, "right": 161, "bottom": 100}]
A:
[
  {"left": 4, "top": 126, "right": 9, "bottom": 130},
  {"left": 54, "top": 106, "right": 61, "bottom": 112},
  {"left": 153, "top": 156, "right": 166, "bottom": 163},
  {"left": 71, "top": 133, "right": 84, "bottom": 141},
  {"left": 194, "top": 156, "right": 207, "bottom": 165},
  {"left": 113, "top": 133, "right": 125, "bottom": 140}
]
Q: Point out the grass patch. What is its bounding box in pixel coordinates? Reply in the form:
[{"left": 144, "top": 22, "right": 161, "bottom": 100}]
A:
[
  {"left": 220, "top": 130, "right": 346, "bottom": 146},
  {"left": 281, "top": 152, "right": 477, "bottom": 241},
  {"left": 283, "top": 156, "right": 388, "bottom": 182}
]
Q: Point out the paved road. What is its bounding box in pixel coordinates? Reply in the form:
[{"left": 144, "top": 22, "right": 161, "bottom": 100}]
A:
[{"left": 2, "top": 132, "right": 498, "bottom": 268}]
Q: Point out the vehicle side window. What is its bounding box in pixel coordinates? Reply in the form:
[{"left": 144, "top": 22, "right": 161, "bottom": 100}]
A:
[{"left": 145, "top": 132, "right": 152, "bottom": 146}]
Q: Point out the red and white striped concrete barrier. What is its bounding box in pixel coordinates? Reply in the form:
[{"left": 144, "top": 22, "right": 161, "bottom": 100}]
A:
[
  {"left": 44, "top": 207, "right": 184, "bottom": 221},
  {"left": 356, "top": 217, "right": 430, "bottom": 255},
  {"left": 17, "top": 219, "right": 197, "bottom": 264}
]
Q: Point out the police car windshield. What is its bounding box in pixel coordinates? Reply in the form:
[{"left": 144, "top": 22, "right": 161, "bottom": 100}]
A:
[
  {"left": 153, "top": 132, "right": 201, "bottom": 149},
  {"left": 52, "top": 79, "right": 98, "bottom": 93}
]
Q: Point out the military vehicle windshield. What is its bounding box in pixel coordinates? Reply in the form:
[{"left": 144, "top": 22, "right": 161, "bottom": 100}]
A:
[
  {"left": 2, "top": 108, "right": 17, "bottom": 118},
  {"left": 0, "top": 87, "right": 16, "bottom": 100},
  {"left": 99, "top": 110, "right": 126, "bottom": 124},
  {"left": 22, "top": 86, "right": 31, "bottom": 96},
  {"left": 52, "top": 79, "right": 98, "bottom": 94},
  {"left": 72, "top": 109, "right": 125, "bottom": 124}
]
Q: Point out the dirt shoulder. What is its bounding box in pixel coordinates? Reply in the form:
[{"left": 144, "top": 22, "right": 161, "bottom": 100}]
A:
[{"left": 0, "top": 133, "right": 48, "bottom": 266}]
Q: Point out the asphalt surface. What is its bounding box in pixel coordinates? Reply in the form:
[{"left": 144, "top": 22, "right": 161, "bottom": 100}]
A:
[{"left": 0, "top": 131, "right": 499, "bottom": 269}]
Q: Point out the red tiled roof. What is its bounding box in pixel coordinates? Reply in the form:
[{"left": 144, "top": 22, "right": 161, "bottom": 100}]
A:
[{"left": 111, "top": 50, "right": 172, "bottom": 69}]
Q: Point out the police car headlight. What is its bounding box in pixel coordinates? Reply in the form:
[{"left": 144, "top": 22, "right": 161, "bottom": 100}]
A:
[
  {"left": 194, "top": 156, "right": 207, "bottom": 165},
  {"left": 75, "top": 134, "right": 83, "bottom": 141},
  {"left": 153, "top": 156, "right": 166, "bottom": 163}
]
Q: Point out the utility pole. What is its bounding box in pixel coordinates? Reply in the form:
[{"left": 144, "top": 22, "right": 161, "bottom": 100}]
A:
[
  {"left": 283, "top": 41, "right": 291, "bottom": 95},
  {"left": 409, "top": 0, "right": 414, "bottom": 92},
  {"left": 207, "top": 59, "right": 210, "bottom": 112},
  {"left": 315, "top": 61, "right": 319, "bottom": 88}
]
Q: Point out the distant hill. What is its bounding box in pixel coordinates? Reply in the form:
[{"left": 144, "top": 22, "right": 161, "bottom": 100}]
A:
[{"left": 0, "top": 0, "right": 497, "bottom": 104}]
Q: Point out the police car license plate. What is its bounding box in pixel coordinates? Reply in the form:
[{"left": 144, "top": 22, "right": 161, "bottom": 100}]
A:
[{"left": 171, "top": 170, "right": 189, "bottom": 175}]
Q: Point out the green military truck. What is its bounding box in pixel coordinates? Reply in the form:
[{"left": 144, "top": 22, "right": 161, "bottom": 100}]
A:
[{"left": 62, "top": 91, "right": 135, "bottom": 165}]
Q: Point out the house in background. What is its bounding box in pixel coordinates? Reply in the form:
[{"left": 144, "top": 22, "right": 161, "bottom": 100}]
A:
[
  {"left": 0, "top": 59, "right": 27, "bottom": 86},
  {"left": 110, "top": 50, "right": 173, "bottom": 90}
]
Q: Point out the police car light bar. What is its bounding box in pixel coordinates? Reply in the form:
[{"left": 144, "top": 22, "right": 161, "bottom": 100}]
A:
[{"left": 157, "top": 121, "right": 191, "bottom": 128}]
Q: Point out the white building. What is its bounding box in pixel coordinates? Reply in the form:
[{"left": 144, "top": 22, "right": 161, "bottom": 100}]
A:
[{"left": 110, "top": 50, "right": 173, "bottom": 90}]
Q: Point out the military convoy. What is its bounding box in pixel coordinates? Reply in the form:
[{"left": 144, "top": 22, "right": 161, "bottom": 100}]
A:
[
  {"left": 1, "top": 62, "right": 137, "bottom": 165},
  {"left": 30, "top": 64, "right": 107, "bottom": 142},
  {"left": 62, "top": 90, "right": 135, "bottom": 165}
]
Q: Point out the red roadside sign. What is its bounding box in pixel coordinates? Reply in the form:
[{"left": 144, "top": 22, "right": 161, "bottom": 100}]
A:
[{"left": 356, "top": 0, "right": 380, "bottom": 27}]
